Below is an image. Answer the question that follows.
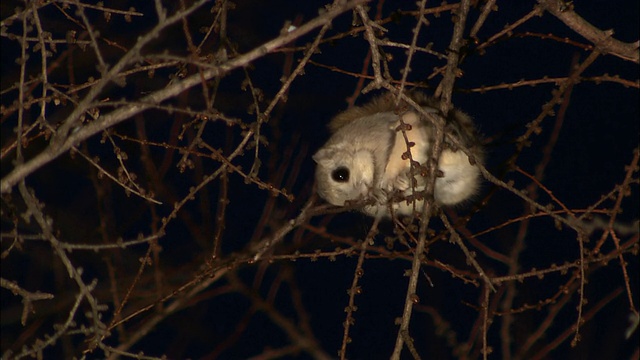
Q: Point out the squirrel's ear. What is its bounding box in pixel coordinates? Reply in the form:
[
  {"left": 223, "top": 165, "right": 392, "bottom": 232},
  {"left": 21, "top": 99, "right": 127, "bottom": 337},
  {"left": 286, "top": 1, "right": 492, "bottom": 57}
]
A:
[{"left": 312, "top": 148, "right": 332, "bottom": 164}]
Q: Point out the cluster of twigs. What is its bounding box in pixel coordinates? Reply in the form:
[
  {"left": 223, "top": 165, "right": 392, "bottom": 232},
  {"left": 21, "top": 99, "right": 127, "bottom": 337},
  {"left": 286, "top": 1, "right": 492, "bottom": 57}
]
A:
[{"left": 1, "top": 0, "right": 638, "bottom": 359}]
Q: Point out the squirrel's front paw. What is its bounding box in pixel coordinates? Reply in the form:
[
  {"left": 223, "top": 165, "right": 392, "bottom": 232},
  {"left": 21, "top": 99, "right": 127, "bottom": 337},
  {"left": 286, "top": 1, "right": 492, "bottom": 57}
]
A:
[{"left": 370, "top": 187, "right": 390, "bottom": 205}]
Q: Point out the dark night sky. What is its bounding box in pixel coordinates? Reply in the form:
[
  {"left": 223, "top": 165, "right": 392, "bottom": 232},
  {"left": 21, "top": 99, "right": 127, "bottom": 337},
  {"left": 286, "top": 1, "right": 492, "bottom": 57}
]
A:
[{"left": 1, "top": 0, "right": 638, "bottom": 359}]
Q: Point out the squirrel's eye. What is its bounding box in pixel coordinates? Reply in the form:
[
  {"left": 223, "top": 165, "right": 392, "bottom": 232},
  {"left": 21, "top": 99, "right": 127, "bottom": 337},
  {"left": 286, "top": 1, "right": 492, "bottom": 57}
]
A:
[{"left": 331, "top": 167, "right": 350, "bottom": 183}]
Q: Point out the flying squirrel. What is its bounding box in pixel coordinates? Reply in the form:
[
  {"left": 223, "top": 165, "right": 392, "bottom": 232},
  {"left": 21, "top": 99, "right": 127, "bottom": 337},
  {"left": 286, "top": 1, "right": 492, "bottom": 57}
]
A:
[{"left": 312, "top": 91, "right": 484, "bottom": 218}]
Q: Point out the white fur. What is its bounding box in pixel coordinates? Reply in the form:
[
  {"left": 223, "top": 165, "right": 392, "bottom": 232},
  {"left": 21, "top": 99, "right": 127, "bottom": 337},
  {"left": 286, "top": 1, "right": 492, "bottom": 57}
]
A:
[{"left": 313, "top": 93, "right": 483, "bottom": 218}]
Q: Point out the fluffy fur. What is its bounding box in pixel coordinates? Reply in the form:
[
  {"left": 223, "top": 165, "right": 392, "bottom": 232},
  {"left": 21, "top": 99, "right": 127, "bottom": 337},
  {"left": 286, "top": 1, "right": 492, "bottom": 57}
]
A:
[{"left": 313, "top": 91, "right": 483, "bottom": 218}]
